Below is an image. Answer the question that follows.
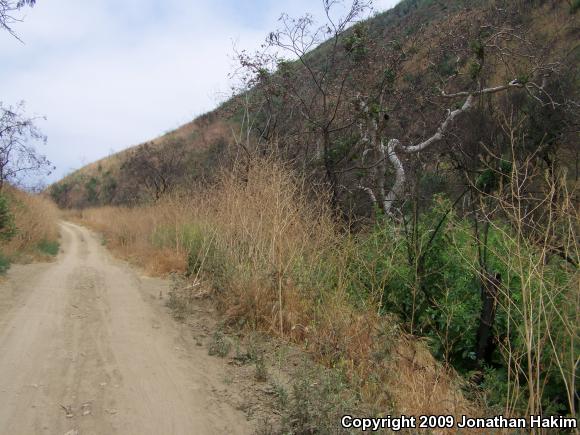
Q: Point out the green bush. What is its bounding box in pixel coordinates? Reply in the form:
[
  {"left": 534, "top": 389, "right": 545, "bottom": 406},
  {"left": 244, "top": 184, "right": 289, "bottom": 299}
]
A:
[
  {"left": 291, "top": 249, "right": 341, "bottom": 301},
  {"left": 343, "top": 193, "right": 578, "bottom": 415},
  {"left": 186, "top": 233, "right": 233, "bottom": 291},
  {"left": 0, "top": 194, "right": 16, "bottom": 275},
  {"left": 436, "top": 54, "right": 458, "bottom": 77},
  {"left": 85, "top": 177, "right": 99, "bottom": 205},
  {"left": 345, "top": 202, "right": 482, "bottom": 366},
  {"left": 0, "top": 253, "right": 10, "bottom": 275},
  {"left": 208, "top": 330, "right": 232, "bottom": 357},
  {"left": 0, "top": 194, "right": 17, "bottom": 242},
  {"left": 281, "top": 367, "right": 357, "bottom": 435},
  {"left": 37, "top": 239, "right": 59, "bottom": 256}
]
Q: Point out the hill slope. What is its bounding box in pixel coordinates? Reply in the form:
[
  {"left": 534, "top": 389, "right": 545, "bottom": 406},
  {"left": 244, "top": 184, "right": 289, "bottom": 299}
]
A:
[
  {"left": 50, "top": 0, "right": 578, "bottom": 209},
  {"left": 52, "top": 0, "right": 579, "bottom": 421}
]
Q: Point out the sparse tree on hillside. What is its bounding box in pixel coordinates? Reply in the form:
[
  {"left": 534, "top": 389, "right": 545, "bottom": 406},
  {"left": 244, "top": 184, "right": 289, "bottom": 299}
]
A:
[
  {"left": 355, "top": 12, "right": 575, "bottom": 380},
  {"left": 354, "top": 13, "right": 578, "bottom": 417},
  {"left": 356, "top": 23, "right": 564, "bottom": 216},
  {"left": 234, "top": 0, "right": 373, "bottom": 208},
  {"left": 121, "top": 139, "right": 188, "bottom": 202},
  {"left": 0, "top": 102, "right": 53, "bottom": 190}
]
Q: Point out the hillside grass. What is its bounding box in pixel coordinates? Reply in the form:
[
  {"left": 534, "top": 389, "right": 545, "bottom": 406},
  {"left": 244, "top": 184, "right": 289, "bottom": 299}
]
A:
[{"left": 71, "top": 157, "right": 476, "bottom": 425}]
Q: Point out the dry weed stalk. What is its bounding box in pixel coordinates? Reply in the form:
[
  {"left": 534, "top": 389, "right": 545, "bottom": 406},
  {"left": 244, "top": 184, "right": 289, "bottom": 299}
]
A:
[
  {"left": 77, "top": 156, "right": 476, "bottom": 423},
  {"left": 2, "top": 186, "right": 59, "bottom": 258},
  {"left": 463, "top": 112, "right": 578, "bottom": 423}
]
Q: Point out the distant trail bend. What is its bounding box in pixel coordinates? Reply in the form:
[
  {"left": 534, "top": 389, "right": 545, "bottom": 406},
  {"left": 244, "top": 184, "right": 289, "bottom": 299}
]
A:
[{"left": 0, "top": 221, "right": 251, "bottom": 435}]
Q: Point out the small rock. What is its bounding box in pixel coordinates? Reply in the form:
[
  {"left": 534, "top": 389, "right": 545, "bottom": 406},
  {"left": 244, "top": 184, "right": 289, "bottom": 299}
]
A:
[
  {"left": 260, "top": 386, "right": 275, "bottom": 395},
  {"left": 64, "top": 430, "right": 79, "bottom": 435},
  {"left": 60, "top": 404, "right": 74, "bottom": 418},
  {"left": 81, "top": 403, "right": 91, "bottom": 416}
]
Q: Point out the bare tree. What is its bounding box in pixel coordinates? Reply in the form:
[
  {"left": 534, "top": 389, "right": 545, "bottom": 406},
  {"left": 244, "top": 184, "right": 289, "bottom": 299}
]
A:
[
  {"left": 234, "top": 0, "right": 372, "bottom": 208},
  {"left": 121, "top": 139, "right": 188, "bottom": 201},
  {"left": 357, "top": 22, "right": 563, "bottom": 217},
  {"left": 1, "top": 2, "right": 51, "bottom": 190},
  {"left": 1, "top": 0, "right": 36, "bottom": 39},
  {"left": 0, "top": 101, "right": 52, "bottom": 190}
]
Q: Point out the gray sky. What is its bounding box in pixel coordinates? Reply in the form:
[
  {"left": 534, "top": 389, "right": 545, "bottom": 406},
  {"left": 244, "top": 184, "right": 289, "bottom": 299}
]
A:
[{"left": 1, "top": 0, "right": 399, "bottom": 183}]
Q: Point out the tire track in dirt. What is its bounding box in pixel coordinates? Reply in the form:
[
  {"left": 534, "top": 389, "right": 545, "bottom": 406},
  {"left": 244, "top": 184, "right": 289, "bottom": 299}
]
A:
[{"left": 0, "top": 222, "right": 252, "bottom": 435}]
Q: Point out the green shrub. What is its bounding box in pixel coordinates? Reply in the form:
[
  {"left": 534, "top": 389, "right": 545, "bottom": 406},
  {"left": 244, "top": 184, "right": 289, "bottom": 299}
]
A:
[
  {"left": 348, "top": 206, "right": 481, "bottom": 366},
  {"left": 37, "top": 239, "right": 59, "bottom": 256},
  {"left": 85, "top": 177, "right": 99, "bottom": 205},
  {"left": 342, "top": 192, "right": 578, "bottom": 414},
  {"left": 0, "top": 253, "right": 10, "bottom": 275},
  {"left": 0, "top": 194, "right": 17, "bottom": 242},
  {"left": 435, "top": 54, "right": 458, "bottom": 77},
  {"left": 290, "top": 249, "right": 340, "bottom": 301},
  {"left": 186, "top": 233, "right": 232, "bottom": 292},
  {"left": 208, "top": 330, "right": 232, "bottom": 357},
  {"left": 254, "top": 353, "right": 268, "bottom": 382},
  {"left": 281, "top": 368, "right": 357, "bottom": 435}
]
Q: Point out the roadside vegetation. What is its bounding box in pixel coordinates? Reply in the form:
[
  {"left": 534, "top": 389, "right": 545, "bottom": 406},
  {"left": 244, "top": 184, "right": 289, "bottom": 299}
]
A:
[
  {"left": 73, "top": 158, "right": 476, "bottom": 429},
  {"left": 1, "top": 1, "right": 58, "bottom": 273},
  {"left": 73, "top": 150, "right": 578, "bottom": 429},
  {"left": 0, "top": 186, "right": 60, "bottom": 272},
  {"left": 56, "top": 0, "right": 578, "bottom": 431}
]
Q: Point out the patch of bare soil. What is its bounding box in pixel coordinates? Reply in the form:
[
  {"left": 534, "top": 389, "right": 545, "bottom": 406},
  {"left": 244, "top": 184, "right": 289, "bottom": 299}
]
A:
[
  {"left": 164, "top": 277, "right": 366, "bottom": 435},
  {"left": 0, "top": 222, "right": 254, "bottom": 435}
]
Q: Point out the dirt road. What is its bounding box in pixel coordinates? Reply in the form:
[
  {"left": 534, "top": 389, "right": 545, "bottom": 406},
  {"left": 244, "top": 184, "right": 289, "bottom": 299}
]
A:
[{"left": 0, "top": 222, "right": 252, "bottom": 435}]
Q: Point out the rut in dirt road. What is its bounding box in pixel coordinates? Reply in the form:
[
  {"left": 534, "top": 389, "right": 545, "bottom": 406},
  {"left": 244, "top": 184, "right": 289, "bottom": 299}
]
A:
[{"left": 0, "top": 222, "right": 251, "bottom": 435}]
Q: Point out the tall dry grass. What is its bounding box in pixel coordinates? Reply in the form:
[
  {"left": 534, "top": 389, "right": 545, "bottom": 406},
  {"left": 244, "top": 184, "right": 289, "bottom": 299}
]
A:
[
  {"left": 75, "top": 157, "right": 475, "bottom": 420},
  {"left": 2, "top": 186, "right": 60, "bottom": 259},
  {"left": 473, "top": 116, "right": 580, "bottom": 420}
]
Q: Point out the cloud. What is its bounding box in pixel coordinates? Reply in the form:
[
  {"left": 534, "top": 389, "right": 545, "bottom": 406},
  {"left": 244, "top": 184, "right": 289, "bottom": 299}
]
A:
[{"left": 1, "top": 0, "right": 399, "bottom": 183}]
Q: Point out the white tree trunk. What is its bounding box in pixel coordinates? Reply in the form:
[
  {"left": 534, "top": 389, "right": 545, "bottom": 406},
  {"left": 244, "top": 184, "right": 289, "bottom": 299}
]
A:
[{"left": 377, "top": 80, "right": 525, "bottom": 214}]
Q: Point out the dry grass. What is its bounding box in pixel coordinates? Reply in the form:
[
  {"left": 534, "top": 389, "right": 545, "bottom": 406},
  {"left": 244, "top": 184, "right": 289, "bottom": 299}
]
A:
[
  {"left": 2, "top": 186, "right": 60, "bottom": 260},
  {"left": 74, "top": 157, "right": 476, "bottom": 423}
]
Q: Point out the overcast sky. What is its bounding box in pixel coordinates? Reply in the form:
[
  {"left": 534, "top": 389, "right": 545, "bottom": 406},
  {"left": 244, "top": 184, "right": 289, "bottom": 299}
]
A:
[{"left": 1, "top": 0, "right": 399, "bottom": 183}]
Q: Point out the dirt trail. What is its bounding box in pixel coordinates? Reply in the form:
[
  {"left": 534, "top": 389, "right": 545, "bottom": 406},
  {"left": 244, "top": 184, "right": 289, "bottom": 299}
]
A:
[{"left": 0, "top": 222, "right": 252, "bottom": 435}]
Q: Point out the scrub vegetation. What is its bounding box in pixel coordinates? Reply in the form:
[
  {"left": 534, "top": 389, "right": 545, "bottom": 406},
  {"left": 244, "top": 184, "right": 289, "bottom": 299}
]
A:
[
  {"left": 72, "top": 158, "right": 477, "bottom": 424},
  {"left": 0, "top": 186, "right": 60, "bottom": 271},
  {"left": 55, "top": 0, "right": 578, "bottom": 431}
]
